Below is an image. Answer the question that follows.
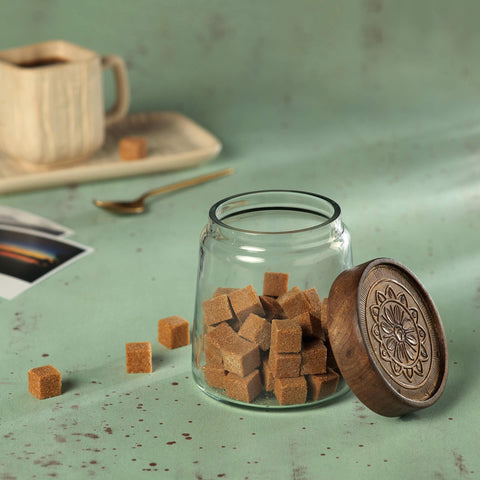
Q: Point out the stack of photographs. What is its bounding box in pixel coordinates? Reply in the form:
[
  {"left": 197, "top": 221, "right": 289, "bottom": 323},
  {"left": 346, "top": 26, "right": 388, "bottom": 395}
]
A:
[{"left": 0, "top": 207, "right": 93, "bottom": 300}]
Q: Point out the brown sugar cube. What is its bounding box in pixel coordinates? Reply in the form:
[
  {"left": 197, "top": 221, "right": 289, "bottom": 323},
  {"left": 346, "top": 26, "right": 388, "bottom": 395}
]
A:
[
  {"left": 307, "top": 368, "right": 340, "bottom": 401},
  {"left": 206, "top": 325, "right": 217, "bottom": 334},
  {"left": 261, "top": 357, "right": 275, "bottom": 391},
  {"left": 263, "top": 272, "right": 289, "bottom": 297},
  {"left": 274, "top": 376, "right": 307, "bottom": 406},
  {"left": 227, "top": 316, "right": 242, "bottom": 332},
  {"left": 28, "top": 365, "right": 62, "bottom": 399},
  {"left": 292, "top": 312, "right": 315, "bottom": 337},
  {"left": 207, "top": 322, "right": 237, "bottom": 349},
  {"left": 300, "top": 338, "right": 327, "bottom": 375},
  {"left": 321, "top": 298, "right": 328, "bottom": 325},
  {"left": 303, "top": 287, "right": 322, "bottom": 313},
  {"left": 119, "top": 136, "right": 147, "bottom": 161},
  {"left": 126, "top": 342, "right": 152, "bottom": 373},
  {"left": 277, "top": 288, "right": 311, "bottom": 319},
  {"left": 213, "top": 287, "right": 238, "bottom": 298},
  {"left": 158, "top": 315, "right": 190, "bottom": 349},
  {"left": 202, "top": 294, "right": 233, "bottom": 326},
  {"left": 222, "top": 335, "right": 260, "bottom": 377},
  {"left": 309, "top": 311, "right": 325, "bottom": 340},
  {"left": 259, "top": 295, "right": 287, "bottom": 320},
  {"left": 270, "top": 319, "right": 302, "bottom": 353},
  {"left": 209, "top": 322, "right": 260, "bottom": 377},
  {"left": 202, "top": 364, "right": 227, "bottom": 389},
  {"left": 268, "top": 351, "right": 301, "bottom": 378},
  {"left": 228, "top": 285, "right": 265, "bottom": 322},
  {"left": 204, "top": 334, "right": 223, "bottom": 366},
  {"left": 225, "top": 369, "right": 263, "bottom": 403},
  {"left": 238, "top": 313, "right": 272, "bottom": 351}
]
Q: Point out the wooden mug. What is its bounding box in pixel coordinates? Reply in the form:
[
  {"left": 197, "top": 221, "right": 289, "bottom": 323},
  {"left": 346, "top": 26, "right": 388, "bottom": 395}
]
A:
[{"left": 0, "top": 40, "right": 130, "bottom": 169}]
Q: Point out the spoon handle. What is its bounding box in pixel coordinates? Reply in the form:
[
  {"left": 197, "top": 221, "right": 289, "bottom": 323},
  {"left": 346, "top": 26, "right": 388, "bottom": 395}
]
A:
[{"left": 139, "top": 167, "right": 234, "bottom": 202}]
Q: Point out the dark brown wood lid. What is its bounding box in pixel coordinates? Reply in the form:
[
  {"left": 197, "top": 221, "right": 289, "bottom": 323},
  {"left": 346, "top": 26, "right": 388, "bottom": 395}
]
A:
[{"left": 327, "top": 258, "right": 448, "bottom": 417}]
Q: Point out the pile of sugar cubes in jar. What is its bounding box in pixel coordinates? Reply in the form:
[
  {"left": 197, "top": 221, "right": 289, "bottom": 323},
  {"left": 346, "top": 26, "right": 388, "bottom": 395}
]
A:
[{"left": 196, "top": 272, "right": 343, "bottom": 407}]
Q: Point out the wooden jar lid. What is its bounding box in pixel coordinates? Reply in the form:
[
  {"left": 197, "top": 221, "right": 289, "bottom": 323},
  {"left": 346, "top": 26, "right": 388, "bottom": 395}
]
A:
[{"left": 327, "top": 258, "right": 448, "bottom": 417}]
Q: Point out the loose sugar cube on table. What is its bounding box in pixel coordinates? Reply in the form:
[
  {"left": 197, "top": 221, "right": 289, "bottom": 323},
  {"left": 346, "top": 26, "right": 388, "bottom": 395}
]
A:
[
  {"left": 126, "top": 342, "right": 152, "bottom": 373},
  {"left": 28, "top": 365, "right": 62, "bottom": 400},
  {"left": 158, "top": 315, "right": 190, "bottom": 349}
]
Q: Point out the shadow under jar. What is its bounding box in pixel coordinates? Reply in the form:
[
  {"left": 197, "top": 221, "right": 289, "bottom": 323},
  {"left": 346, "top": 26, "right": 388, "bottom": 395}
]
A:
[{"left": 192, "top": 190, "right": 353, "bottom": 409}]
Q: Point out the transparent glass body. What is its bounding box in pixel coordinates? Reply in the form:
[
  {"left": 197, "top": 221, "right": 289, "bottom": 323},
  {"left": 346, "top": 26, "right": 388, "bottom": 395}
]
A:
[{"left": 192, "top": 191, "right": 353, "bottom": 409}]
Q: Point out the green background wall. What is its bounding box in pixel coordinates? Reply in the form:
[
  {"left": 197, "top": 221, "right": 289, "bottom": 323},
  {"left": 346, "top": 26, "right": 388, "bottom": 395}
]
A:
[{"left": 2, "top": 0, "right": 480, "bottom": 139}]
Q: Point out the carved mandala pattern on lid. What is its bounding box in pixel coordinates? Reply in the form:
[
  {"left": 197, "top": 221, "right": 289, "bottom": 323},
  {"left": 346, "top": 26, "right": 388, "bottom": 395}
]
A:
[{"left": 370, "top": 284, "right": 429, "bottom": 383}]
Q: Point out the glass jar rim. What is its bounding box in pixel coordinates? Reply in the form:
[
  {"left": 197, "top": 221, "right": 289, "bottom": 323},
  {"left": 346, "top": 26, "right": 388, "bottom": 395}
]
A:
[{"left": 209, "top": 189, "right": 341, "bottom": 235}]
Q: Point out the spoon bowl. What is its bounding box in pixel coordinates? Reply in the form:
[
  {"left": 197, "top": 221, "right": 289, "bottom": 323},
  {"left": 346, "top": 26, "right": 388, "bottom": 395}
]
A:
[
  {"left": 93, "top": 199, "right": 146, "bottom": 214},
  {"left": 93, "top": 167, "right": 234, "bottom": 214}
]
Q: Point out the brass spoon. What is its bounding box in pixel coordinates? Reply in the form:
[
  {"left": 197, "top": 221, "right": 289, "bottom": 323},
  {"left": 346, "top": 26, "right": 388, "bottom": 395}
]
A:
[{"left": 93, "top": 167, "right": 234, "bottom": 214}]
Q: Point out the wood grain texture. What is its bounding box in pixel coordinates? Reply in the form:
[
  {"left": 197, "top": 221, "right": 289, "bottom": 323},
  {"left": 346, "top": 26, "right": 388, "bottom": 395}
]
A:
[
  {"left": 326, "top": 258, "right": 448, "bottom": 417},
  {"left": 0, "top": 40, "right": 129, "bottom": 168}
]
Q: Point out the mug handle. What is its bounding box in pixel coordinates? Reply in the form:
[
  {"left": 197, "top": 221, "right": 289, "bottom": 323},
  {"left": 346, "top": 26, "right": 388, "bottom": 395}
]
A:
[{"left": 102, "top": 55, "right": 130, "bottom": 127}]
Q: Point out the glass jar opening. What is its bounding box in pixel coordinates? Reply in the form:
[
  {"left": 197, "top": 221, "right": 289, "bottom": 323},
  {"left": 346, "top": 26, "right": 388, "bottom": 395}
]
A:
[{"left": 209, "top": 190, "right": 341, "bottom": 234}]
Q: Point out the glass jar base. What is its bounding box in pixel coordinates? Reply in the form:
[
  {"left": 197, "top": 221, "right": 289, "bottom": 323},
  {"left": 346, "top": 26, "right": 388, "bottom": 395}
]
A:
[{"left": 193, "top": 372, "right": 350, "bottom": 410}]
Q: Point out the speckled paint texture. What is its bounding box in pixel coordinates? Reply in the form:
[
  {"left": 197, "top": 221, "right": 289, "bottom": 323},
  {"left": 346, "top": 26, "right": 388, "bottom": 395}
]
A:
[{"left": 1, "top": 0, "right": 479, "bottom": 478}]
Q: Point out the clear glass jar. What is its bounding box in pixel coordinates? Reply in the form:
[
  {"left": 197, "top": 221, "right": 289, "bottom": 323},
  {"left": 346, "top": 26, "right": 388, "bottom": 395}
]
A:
[{"left": 192, "top": 190, "right": 353, "bottom": 408}]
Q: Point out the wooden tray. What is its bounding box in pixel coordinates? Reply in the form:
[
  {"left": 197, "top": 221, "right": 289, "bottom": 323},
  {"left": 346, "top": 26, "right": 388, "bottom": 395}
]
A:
[{"left": 0, "top": 111, "right": 222, "bottom": 194}]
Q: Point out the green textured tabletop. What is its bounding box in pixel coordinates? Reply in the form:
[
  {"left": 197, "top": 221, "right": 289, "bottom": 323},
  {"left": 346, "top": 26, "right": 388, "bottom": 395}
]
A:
[{"left": 1, "top": 1, "right": 479, "bottom": 479}]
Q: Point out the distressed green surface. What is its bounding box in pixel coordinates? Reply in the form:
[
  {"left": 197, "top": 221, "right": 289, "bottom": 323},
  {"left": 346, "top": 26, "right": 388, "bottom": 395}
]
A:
[{"left": 1, "top": 1, "right": 479, "bottom": 479}]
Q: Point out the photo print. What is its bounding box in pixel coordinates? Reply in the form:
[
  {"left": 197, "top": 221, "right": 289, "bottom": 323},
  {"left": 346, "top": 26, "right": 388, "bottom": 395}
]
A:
[
  {"left": 0, "top": 206, "right": 73, "bottom": 236},
  {"left": 0, "top": 226, "right": 92, "bottom": 299}
]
